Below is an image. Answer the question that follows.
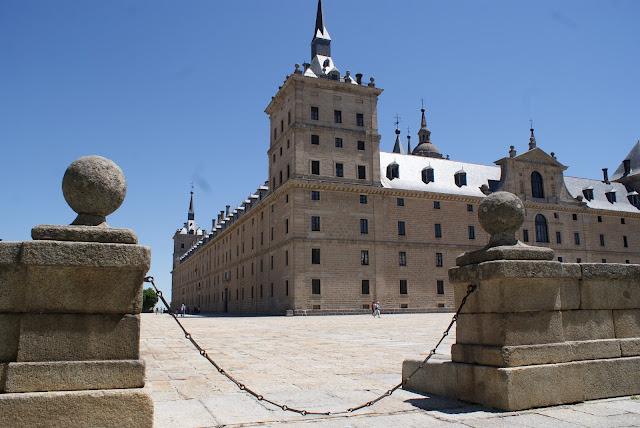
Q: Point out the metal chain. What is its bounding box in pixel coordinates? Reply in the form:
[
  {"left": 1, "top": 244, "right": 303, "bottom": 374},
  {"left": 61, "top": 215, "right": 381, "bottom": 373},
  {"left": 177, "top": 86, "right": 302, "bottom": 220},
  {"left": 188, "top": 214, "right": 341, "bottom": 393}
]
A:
[{"left": 144, "top": 276, "right": 476, "bottom": 416}]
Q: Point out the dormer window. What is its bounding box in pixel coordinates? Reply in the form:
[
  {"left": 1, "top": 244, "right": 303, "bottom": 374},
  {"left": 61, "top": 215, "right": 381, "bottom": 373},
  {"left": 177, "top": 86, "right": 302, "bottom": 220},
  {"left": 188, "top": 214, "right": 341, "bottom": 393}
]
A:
[
  {"left": 531, "top": 171, "right": 544, "bottom": 198},
  {"left": 606, "top": 190, "right": 617, "bottom": 204},
  {"left": 454, "top": 170, "right": 467, "bottom": 187},
  {"left": 386, "top": 162, "right": 399, "bottom": 180},
  {"left": 422, "top": 167, "right": 434, "bottom": 184},
  {"left": 628, "top": 192, "right": 640, "bottom": 208},
  {"left": 582, "top": 187, "right": 594, "bottom": 201}
]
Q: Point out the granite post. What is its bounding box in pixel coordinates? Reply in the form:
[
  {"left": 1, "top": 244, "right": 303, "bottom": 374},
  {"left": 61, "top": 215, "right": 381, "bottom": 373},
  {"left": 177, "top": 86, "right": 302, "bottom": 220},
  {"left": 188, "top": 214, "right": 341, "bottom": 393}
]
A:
[
  {"left": 402, "top": 191, "right": 640, "bottom": 411},
  {"left": 0, "top": 156, "right": 153, "bottom": 427}
]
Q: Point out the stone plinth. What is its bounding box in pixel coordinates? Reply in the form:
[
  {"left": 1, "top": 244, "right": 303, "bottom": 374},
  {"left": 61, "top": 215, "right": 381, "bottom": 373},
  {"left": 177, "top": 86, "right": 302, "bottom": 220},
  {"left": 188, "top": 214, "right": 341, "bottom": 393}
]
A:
[
  {"left": 0, "top": 156, "right": 153, "bottom": 427},
  {"left": 402, "top": 192, "right": 640, "bottom": 411}
]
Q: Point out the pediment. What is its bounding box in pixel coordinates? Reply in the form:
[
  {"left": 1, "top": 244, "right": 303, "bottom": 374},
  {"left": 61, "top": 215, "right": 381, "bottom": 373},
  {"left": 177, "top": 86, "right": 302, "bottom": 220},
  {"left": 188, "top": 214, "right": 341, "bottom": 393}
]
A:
[{"left": 514, "top": 148, "right": 567, "bottom": 169}]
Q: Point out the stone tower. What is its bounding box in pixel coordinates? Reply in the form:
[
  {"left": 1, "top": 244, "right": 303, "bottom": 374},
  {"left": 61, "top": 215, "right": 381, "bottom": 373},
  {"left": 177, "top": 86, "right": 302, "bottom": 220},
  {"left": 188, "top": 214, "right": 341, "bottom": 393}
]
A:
[
  {"left": 265, "top": 0, "right": 383, "bottom": 190},
  {"left": 172, "top": 190, "right": 203, "bottom": 269}
]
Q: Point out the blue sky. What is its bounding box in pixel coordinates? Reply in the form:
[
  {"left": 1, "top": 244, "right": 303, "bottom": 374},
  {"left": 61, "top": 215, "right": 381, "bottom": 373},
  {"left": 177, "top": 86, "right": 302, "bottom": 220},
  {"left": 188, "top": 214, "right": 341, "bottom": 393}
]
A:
[{"left": 1, "top": 0, "right": 638, "bottom": 302}]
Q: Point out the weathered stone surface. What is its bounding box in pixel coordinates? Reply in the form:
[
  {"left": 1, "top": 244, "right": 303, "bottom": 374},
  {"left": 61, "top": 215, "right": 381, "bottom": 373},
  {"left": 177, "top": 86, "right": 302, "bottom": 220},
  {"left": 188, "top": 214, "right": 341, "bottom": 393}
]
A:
[
  {"left": 451, "top": 340, "right": 622, "bottom": 367},
  {"left": 0, "top": 363, "right": 6, "bottom": 393},
  {"left": 562, "top": 310, "right": 615, "bottom": 341},
  {"left": 62, "top": 155, "right": 127, "bottom": 227},
  {"left": 404, "top": 356, "right": 640, "bottom": 411},
  {"left": 456, "top": 311, "right": 564, "bottom": 346},
  {"left": 17, "top": 314, "right": 140, "bottom": 362},
  {"left": 21, "top": 240, "right": 150, "bottom": 268},
  {"left": 4, "top": 360, "right": 145, "bottom": 393},
  {"left": 581, "top": 263, "right": 640, "bottom": 310},
  {"left": 613, "top": 309, "right": 640, "bottom": 338},
  {"left": 0, "top": 314, "right": 20, "bottom": 362},
  {"left": 0, "top": 243, "right": 26, "bottom": 312},
  {"left": 456, "top": 243, "right": 555, "bottom": 266},
  {"left": 478, "top": 191, "right": 525, "bottom": 246},
  {"left": 620, "top": 338, "right": 640, "bottom": 356},
  {"left": 24, "top": 265, "right": 144, "bottom": 314},
  {"left": 31, "top": 224, "right": 137, "bottom": 244},
  {"left": 0, "top": 388, "right": 153, "bottom": 427}
]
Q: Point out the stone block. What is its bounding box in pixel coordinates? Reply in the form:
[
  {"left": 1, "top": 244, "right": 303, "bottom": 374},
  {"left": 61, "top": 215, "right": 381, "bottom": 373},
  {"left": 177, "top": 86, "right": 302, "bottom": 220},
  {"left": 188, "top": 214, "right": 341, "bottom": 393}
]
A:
[
  {"left": 0, "top": 242, "right": 26, "bottom": 312},
  {"left": 456, "top": 311, "right": 564, "bottom": 346},
  {"left": 613, "top": 309, "right": 640, "bottom": 338},
  {"left": 580, "top": 263, "right": 640, "bottom": 310},
  {"left": 451, "top": 340, "right": 621, "bottom": 367},
  {"left": 403, "top": 356, "right": 640, "bottom": 411},
  {"left": 620, "top": 338, "right": 640, "bottom": 356},
  {"left": 31, "top": 224, "right": 138, "bottom": 244},
  {"left": 562, "top": 310, "right": 615, "bottom": 341},
  {"left": 4, "top": 360, "right": 145, "bottom": 393},
  {"left": 0, "top": 363, "right": 6, "bottom": 393},
  {"left": 0, "top": 388, "right": 153, "bottom": 427},
  {"left": 0, "top": 314, "right": 20, "bottom": 362},
  {"left": 20, "top": 240, "right": 150, "bottom": 269},
  {"left": 402, "top": 359, "right": 460, "bottom": 398},
  {"left": 17, "top": 314, "right": 140, "bottom": 362}
]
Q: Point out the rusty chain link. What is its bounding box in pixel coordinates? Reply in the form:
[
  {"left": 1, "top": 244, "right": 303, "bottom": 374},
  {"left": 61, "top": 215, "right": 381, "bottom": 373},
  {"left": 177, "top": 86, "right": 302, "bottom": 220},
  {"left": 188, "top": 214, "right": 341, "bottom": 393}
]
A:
[{"left": 144, "top": 276, "right": 476, "bottom": 416}]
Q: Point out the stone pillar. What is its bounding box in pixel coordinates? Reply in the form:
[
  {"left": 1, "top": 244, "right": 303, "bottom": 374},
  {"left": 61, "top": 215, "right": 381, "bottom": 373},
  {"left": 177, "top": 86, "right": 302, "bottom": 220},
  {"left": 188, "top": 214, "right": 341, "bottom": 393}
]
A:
[
  {"left": 0, "top": 156, "right": 153, "bottom": 427},
  {"left": 402, "top": 191, "right": 640, "bottom": 411}
]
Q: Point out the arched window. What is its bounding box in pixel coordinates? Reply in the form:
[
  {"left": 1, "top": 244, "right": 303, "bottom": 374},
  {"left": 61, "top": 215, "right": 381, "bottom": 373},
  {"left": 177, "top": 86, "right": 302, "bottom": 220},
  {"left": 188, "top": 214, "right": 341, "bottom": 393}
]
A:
[
  {"left": 531, "top": 171, "right": 544, "bottom": 198},
  {"left": 454, "top": 171, "right": 467, "bottom": 187},
  {"left": 535, "top": 214, "right": 549, "bottom": 243},
  {"left": 422, "top": 167, "right": 434, "bottom": 184},
  {"left": 386, "top": 162, "right": 399, "bottom": 180}
]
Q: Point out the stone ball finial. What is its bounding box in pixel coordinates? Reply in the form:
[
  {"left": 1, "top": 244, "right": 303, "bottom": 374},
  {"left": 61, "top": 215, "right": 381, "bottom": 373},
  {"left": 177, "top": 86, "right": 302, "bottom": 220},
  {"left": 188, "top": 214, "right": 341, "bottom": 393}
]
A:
[
  {"left": 478, "top": 191, "right": 524, "bottom": 247},
  {"left": 62, "top": 155, "right": 126, "bottom": 227}
]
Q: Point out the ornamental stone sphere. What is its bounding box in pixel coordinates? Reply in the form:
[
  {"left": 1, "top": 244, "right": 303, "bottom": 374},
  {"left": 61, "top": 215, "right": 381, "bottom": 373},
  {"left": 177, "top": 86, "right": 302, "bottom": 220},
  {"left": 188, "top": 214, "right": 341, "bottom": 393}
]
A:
[
  {"left": 62, "top": 155, "right": 126, "bottom": 226},
  {"left": 478, "top": 191, "right": 525, "bottom": 246}
]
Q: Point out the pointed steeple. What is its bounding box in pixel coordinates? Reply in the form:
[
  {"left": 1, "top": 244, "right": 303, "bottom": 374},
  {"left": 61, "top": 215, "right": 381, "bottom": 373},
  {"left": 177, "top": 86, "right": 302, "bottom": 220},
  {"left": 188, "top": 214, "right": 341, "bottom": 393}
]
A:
[
  {"left": 412, "top": 104, "right": 443, "bottom": 158},
  {"left": 406, "top": 127, "right": 412, "bottom": 155},
  {"left": 528, "top": 121, "right": 537, "bottom": 150},
  {"left": 188, "top": 190, "right": 195, "bottom": 221},
  {"left": 392, "top": 128, "right": 402, "bottom": 154},
  {"left": 311, "top": 0, "right": 331, "bottom": 58}
]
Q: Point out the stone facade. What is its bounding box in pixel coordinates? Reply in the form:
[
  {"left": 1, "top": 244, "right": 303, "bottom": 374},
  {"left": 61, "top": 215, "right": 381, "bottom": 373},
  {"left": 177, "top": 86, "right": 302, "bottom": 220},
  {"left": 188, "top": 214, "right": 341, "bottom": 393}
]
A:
[{"left": 171, "top": 2, "right": 640, "bottom": 315}]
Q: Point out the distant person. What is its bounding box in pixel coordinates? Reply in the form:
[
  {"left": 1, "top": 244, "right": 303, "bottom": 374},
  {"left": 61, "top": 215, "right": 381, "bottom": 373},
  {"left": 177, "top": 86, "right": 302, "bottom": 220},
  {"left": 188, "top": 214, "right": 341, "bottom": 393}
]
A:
[
  {"left": 371, "top": 301, "right": 375, "bottom": 316},
  {"left": 373, "top": 301, "right": 381, "bottom": 318},
  {"left": 154, "top": 307, "right": 159, "bottom": 315},
  {"left": 180, "top": 303, "right": 186, "bottom": 317}
]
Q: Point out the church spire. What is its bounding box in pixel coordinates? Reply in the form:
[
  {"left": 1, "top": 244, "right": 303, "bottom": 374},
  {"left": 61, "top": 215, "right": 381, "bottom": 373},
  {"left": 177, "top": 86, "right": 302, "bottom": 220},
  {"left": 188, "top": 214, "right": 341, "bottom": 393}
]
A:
[
  {"left": 187, "top": 188, "right": 195, "bottom": 221},
  {"left": 418, "top": 108, "right": 431, "bottom": 144},
  {"left": 528, "top": 120, "right": 537, "bottom": 150},
  {"left": 311, "top": 0, "right": 331, "bottom": 58},
  {"left": 407, "top": 127, "right": 412, "bottom": 155},
  {"left": 392, "top": 114, "right": 403, "bottom": 153}
]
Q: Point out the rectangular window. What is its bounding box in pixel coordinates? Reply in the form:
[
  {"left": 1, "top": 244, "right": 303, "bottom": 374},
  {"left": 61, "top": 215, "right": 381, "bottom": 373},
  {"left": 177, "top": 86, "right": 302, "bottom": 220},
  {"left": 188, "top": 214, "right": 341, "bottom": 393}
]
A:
[
  {"left": 285, "top": 218, "right": 289, "bottom": 234},
  {"left": 398, "top": 221, "right": 406, "bottom": 236},
  {"left": 361, "top": 250, "right": 369, "bottom": 265},
  {"left": 311, "top": 190, "right": 320, "bottom": 200},
  {"left": 436, "top": 252, "right": 443, "bottom": 267},
  {"left": 553, "top": 212, "right": 559, "bottom": 219},
  {"left": 311, "top": 248, "right": 320, "bottom": 265},
  {"left": 467, "top": 204, "right": 474, "bottom": 212},
  {"left": 335, "top": 163, "right": 344, "bottom": 177},
  {"left": 285, "top": 250, "right": 289, "bottom": 266},
  {"left": 311, "top": 160, "right": 320, "bottom": 175},
  {"left": 435, "top": 223, "right": 442, "bottom": 238},
  {"left": 399, "top": 251, "right": 407, "bottom": 266},
  {"left": 357, "top": 165, "right": 366, "bottom": 180},
  {"left": 287, "top": 164, "right": 290, "bottom": 179},
  {"left": 310, "top": 106, "right": 319, "bottom": 120},
  {"left": 597, "top": 216, "right": 602, "bottom": 223},
  {"left": 334, "top": 110, "right": 342, "bottom": 123},
  {"left": 311, "top": 216, "right": 321, "bottom": 231},
  {"left": 621, "top": 218, "right": 626, "bottom": 224},
  {"left": 600, "top": 234, "right": 605, "bottom": 247},
  {"left": 572, "top": 214, "right": 578, "bottom": 221},
  {"left": 356, "top": 113, "right": 364, "bottom": 127},
  {"left": 602, "top": 259, "right": 607, "bottom": 263},
  {"left": 523, "top": 229, "right": 529, "bottom": 242},
  {"left": 434, "top": 201, "right": 441, "bottom": 209},
  {"left": 557, "top": 257, "right": 564, "bottom": 262},
  {"left": 399, "top": 279, "right": 408, "bottom": 295},
  {"left": 270, "top": 227, "right": 274, "bottom": 241},
  {"left": 287, "top": 110, "right": 291, "bottom": 125},
  {"left": 360, "top": 218, "right": 369, "bottom": 234},
  {"left": 397, "top": 198, "right": 405, "bottom": 207},
  {"left": 436, "top": 280, "right": 445, "bottom": 295},
  {"left": 312, "top": 279, "right": 321, "bottom": 295},
  {"left": 357, "top": 140, "right": 365, "bottom": 151},
  {"left": 285, "top": 280, "right": 289, "bottom": 296},
  {"left": 260, "top": 284, "right": 263, "bottom": 298},
  {"left": 556, "top": 231, "right": 562, "bottom": 244},
  {"left": 270, "top": 283, "right": 274, "bottom": 297},
  {"left": 574, "top": 232, "right": 581, "bottom": 245},
  {"left": 335, "top": 137, "right": 343, "bottom": 148},
  {"left": 359, "top": 194, "right": 368, "bottom": 204},
  {"left": 468, "top": 225, "right": 475, "bottom": 240},
  {"left": 311, "top": 134, "right": 319, "bottom": 145},
  {"left": 577, "top": 258, "right": 582, "bottom": 263},
  {"left": 361, "top": 280, "right": 370, "bottom": 295},
  {"left": 624, "top": 235, "right": 629, "bottom": 248}
]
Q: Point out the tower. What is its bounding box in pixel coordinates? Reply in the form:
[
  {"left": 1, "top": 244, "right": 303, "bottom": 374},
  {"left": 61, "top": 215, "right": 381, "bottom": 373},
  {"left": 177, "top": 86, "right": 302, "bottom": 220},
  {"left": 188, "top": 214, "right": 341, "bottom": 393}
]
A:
[
  {"left": 412, "top": 106, "right": 443, "bottom": 158},
  {"left": 172, "top": 189, "right": 203, "bottom": 269},
  {"left": 265, "top": 0, "right": 383, "bottom": 190}
]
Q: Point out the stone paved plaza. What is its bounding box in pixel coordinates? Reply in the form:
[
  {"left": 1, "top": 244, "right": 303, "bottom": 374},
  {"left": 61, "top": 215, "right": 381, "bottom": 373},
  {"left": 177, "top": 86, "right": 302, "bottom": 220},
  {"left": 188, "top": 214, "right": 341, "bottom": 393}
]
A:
[{"left": 141, "top": 313, "right": 640, "bottom": 427}]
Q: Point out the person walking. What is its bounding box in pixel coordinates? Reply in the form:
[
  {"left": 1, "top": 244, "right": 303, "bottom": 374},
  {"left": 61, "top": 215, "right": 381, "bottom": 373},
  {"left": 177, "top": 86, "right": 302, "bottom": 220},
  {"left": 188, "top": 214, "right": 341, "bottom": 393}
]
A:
[
  {"left": 373, "top": 301, "right": 381, "bottom": 318},
  {"left": 371, "top": 301, "right": 376, "bottom": 316},
  {"left": 180, "top": 303, "right": 186, "bottom": 317}
]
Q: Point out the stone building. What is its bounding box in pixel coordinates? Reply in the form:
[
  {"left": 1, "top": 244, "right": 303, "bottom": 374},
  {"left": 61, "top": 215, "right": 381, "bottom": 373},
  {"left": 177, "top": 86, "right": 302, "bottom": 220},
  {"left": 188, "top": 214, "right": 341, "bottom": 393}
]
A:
[{"left": 171, "top": 0, "right": 640, "bottom": 315}]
